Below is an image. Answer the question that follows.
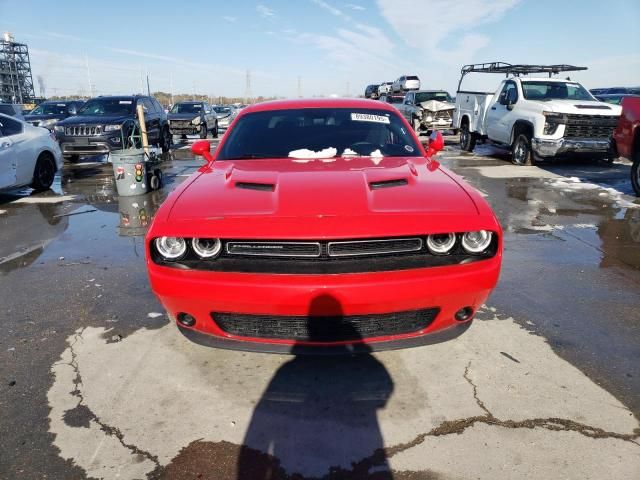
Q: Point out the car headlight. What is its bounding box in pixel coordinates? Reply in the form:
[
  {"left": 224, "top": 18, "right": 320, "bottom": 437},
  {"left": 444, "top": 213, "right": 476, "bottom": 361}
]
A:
[
  {"left": 543, "top": 111, "right": 565, "bottom": 135},
  {"left": 54, "top": 125, "right": 64, "bottom": 133},
  {"left": 191, "top": 238, "right": 222, "bottom": 258},
  {"left": 40, "top": 118, "right": 57, "bottom": 127},
  {"left": 155, "top": 237, "right": 187, "bottom": 260},
  {"left": 426, "top": 233, "right": 456, "bottom": 255},
  {"left": 461, "top": 231, "right": 493, "bottom": 254},
  {"left": 192, "top": 116, "right": 201, "bottom": 125},
  {"left": 104, "top": 124, "right": 122, "bottom": 132}
]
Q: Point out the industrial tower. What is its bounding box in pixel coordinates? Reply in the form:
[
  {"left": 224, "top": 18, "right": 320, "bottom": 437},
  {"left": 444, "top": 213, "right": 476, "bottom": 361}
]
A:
[{"left": 0, "top": 32, "right": 36, "bottom": 104}]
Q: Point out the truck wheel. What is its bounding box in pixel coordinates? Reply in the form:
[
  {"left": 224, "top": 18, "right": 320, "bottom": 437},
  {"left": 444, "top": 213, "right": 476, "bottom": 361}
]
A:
[
  {"left": 460, "top": 124, "right": 476, "bottom": 152},
  {"left": 512, "top": 134, "right": 533, "bottom": 166},
  {"left": 31, "top": 153, "right": 56, "bottom": 192},
  {"left": 631, "top": 151, "right": 640, "bottom": 197},
  {"left": 200, "top": 123, "right": 208, "bottom": 139}
]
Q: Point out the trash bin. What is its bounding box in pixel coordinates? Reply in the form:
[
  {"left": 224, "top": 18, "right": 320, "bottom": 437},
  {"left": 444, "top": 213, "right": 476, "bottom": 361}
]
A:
[{"left": 111, "top": 148, "right": 149, "bottom": 196}]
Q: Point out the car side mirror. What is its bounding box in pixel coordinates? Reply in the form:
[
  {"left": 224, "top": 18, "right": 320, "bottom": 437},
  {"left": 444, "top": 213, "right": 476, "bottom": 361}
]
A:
[
  {"left": 426, "top": 131, "right": 444, "bottom": 157},
  {"left": 68, "top": 106, "right": 77, "bottom": 115},
  {"left": 191, "top": 140, "right": 214, "bottom": 163}
]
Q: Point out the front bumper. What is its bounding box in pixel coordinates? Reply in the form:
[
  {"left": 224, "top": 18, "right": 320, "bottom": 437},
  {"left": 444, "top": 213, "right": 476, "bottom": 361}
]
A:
[
  {"left": 532, "top": 137, "right": 612, "bottom": 158},
  {"left": 423, "top": 118, "right": 453, "bottom": 130},
  {"left": 59, "top": 133, "right": 123, "bottom": 156},
  {"left": 169, "top": 123, "right": 203, "bottom": 135},
  {"left": 147, "top": 258, "right": 500, "bottom": 349}
]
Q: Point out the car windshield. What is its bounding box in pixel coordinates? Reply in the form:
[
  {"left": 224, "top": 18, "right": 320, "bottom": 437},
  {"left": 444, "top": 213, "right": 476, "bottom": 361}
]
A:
[
  {"left": 77, "top": 98, "right": 134, "bottom": 116},
  {"left": 216, "top": 107, "right": 421, "bottom": 160},
  {"left": 521, "top": 81, "right": 595, "bottom": 101},
  {"left": 171, "top": 103, "right": 202, "bottom": 113},
  {"left": 30, "top": 103, "right": 69, "bottom": 115},
  {"left": 214, "top": 106, "right": 231, "bottom": 114},
  {"left": 415, "top": 92, "right": 452, "bottom": 103},
  {"left": 387, "top": 96, "right": 405, "bottom": 104}
]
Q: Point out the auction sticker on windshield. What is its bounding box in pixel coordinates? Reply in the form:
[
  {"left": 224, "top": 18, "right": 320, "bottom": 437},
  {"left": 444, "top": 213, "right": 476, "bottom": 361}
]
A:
[{"left": 351, "top": 113, "right": 390, "bottom": 124}]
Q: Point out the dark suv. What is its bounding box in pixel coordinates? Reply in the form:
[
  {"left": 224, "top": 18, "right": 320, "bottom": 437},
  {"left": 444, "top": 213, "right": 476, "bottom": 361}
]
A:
[
  {"left": 24, "top": 100, "right": 85, "bottom": 130},
  {"left": 55, "top": 95, "right": 170, "bottom": 160}
]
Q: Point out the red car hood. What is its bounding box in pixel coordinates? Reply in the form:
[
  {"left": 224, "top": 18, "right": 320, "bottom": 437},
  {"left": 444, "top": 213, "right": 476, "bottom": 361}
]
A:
[{"left": 170, "top": 156, "right": 477, "bottom": 218}]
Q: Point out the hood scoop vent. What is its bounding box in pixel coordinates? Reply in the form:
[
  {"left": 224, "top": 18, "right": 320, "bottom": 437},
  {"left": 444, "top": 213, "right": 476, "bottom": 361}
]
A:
[
  {"left": 235, "top": 181, "right": 275, "bottom": 192},
  {"left": 369, "top": 178, "right": 408, "bottom": 190},
  {"left": 576, "top": 104, "right": 610, "bottom": 109}
]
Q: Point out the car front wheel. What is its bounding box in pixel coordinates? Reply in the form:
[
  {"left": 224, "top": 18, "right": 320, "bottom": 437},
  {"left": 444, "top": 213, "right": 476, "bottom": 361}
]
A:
[
  {"left": 31, "top": 152, "right": 56, "bottom": 192},
  {"left": 160, "top": 126, "right": 171, "bottom": 152},
  {"left": 212, "top": 121, "right": 218, "bottom": 138},
  {"left": 200, "top": 123, "right": 208, "bottom": 139}
]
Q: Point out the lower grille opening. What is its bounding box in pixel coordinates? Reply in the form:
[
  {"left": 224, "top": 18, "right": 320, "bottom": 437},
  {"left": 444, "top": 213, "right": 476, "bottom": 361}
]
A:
[{"left": 212, "top": 308, "right": 440, "bottom": 341}]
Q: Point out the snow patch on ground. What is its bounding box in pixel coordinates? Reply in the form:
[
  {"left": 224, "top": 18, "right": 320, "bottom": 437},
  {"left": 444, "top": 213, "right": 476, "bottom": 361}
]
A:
[
  {"left": 546, "top": 177, "right": 639, "bottom": 208},
  {"left": 13, "top": 195, "right": 76, "bottom": 205}
]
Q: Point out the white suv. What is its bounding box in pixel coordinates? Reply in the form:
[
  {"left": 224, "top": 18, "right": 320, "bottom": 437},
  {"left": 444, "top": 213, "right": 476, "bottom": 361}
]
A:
[{"left": 392, "top": 75, "right": 421, "bottom": 93}]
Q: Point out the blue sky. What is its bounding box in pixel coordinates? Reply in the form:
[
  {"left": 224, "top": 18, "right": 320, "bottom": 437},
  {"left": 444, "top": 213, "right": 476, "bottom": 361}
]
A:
[{"left": 1, "top": 0, "right": 638, "bottom": 99}]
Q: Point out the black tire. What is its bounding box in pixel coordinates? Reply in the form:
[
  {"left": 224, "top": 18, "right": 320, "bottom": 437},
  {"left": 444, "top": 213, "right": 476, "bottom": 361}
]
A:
[
  {"left": 631, "top": 151, "right": 640, "bottom": 197},
  {"left": 31, "top": 153, "right": 56, "bottom": 192},
  {"left": 212, "top": 121, "right": 218, "bottom": 138},
  {"left": 460, "top": 123, "right": 476, "bottom": 152},
  {"left": 199, "top": 123, "right": 208, "bottom": 139},
  {"left": 63, "top": 154, "right": 79, "bottom": 162},
  {"left": 181, "top": 134, "right": 187, "bottom": 140},
  {"left": 160, "top": 126, "right": 171, "bottom": 153},
  {"left": 511, "top": 133, "right": 533, "bottom": 166}
]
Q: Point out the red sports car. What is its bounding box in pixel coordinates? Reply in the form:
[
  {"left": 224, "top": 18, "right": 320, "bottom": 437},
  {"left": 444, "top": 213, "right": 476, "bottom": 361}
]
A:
[{"left": 146, "top": 99, "right": 502, "bottom": 352}]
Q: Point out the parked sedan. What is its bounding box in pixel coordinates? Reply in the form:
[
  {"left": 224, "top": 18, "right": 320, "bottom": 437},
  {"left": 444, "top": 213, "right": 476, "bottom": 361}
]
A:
[
  {"left": 24, "top": 100, "right": 84, "bottom": 130},
  {"left": 168, "top": 101, "right": 218, "bottom": 139},
  {"left": 0, "top": 113, "right": 63, "bottom": 192},
  {"left": 146, "top": 98, "right": 502, "bottom": 352}
]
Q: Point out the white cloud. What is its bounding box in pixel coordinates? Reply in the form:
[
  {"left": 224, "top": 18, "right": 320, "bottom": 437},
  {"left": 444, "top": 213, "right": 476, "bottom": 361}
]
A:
[
  {"left": 256, "top": 4, "right": 276, "bottom": 18},
  {"left": 345, "top": 3, "right": 365, "bottom": 10},
  {"left": 222, "top": 16, "right": 237, "bottom": 23},
  {"left": 377, "top": 0, "right": 520, "bottom": 64},
  {"left": 311, "top": 0, "right": 350, "bottom": 19}
]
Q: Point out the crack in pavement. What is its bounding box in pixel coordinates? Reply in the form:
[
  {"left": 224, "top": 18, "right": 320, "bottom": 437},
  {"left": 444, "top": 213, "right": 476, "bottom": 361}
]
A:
[
  {"left": 379, "top": 361, "right": 640, "bottom": 462},
  {"left": 59, "top": 329, "right": 161, "bottom": 470}
]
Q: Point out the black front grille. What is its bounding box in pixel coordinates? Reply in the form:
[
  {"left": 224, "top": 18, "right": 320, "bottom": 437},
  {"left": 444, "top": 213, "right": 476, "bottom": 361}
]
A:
[
  {"left": 212, "top": 308, "right": 440, "bottom": 341},
  {"left": 327, "top": 238, "right": 422, "bottom": 256},
  {"left": 226, "top": 241, "right": 321, "bottom": 257},
  {"left": 564, "top": 114, "right": 619, "bottom": 138}
]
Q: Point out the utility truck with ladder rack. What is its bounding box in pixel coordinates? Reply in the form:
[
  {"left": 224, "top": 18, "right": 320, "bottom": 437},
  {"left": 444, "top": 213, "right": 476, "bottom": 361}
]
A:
[{"left": 452, "top": 62, "right": 621, "bottom": 165}]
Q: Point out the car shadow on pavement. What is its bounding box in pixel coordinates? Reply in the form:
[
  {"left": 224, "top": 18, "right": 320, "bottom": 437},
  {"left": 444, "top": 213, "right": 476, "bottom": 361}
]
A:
[{"left": 235, "top": 293, "right": 396, "bottom": 479}]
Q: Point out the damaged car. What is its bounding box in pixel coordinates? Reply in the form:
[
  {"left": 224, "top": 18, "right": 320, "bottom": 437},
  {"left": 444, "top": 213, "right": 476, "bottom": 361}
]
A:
[
  {"left": 146, "top": 98, "right": 502, "bottom": 352},
  {"left": 399, "top": 90, "right": 456, "bottom": 134}
]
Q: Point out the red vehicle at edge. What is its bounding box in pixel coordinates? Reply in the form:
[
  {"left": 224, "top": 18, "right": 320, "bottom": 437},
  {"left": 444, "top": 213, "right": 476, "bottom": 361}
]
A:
[
  {"left": 613, "top": 96, "right": 640, "bottom": 196},
  {"left": 145, "top": 98, "right": 502, "bottom": 352}
]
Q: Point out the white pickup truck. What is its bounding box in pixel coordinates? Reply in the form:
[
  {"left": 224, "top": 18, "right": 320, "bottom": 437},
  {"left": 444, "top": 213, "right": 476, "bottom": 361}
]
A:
[{"left": 452, "top": 63, "right": 622, "bottom": 165}]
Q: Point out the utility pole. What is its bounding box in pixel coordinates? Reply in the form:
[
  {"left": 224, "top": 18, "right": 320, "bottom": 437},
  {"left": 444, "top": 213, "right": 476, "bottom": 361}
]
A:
[
  {"left": 244, "top": 70, "right": 252, "bottom": 104},
  {"left": 297, "top": 76, "right": 302, "bottom": 98},
  {"left": 85, "top": 55, "right": 93, "bottom": 98},
  {"left": 169, "top": 73, "right": 174, "bottom": 105},
  {"left": 146, "top": 73, "right": 150, "bottom": 96}
]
